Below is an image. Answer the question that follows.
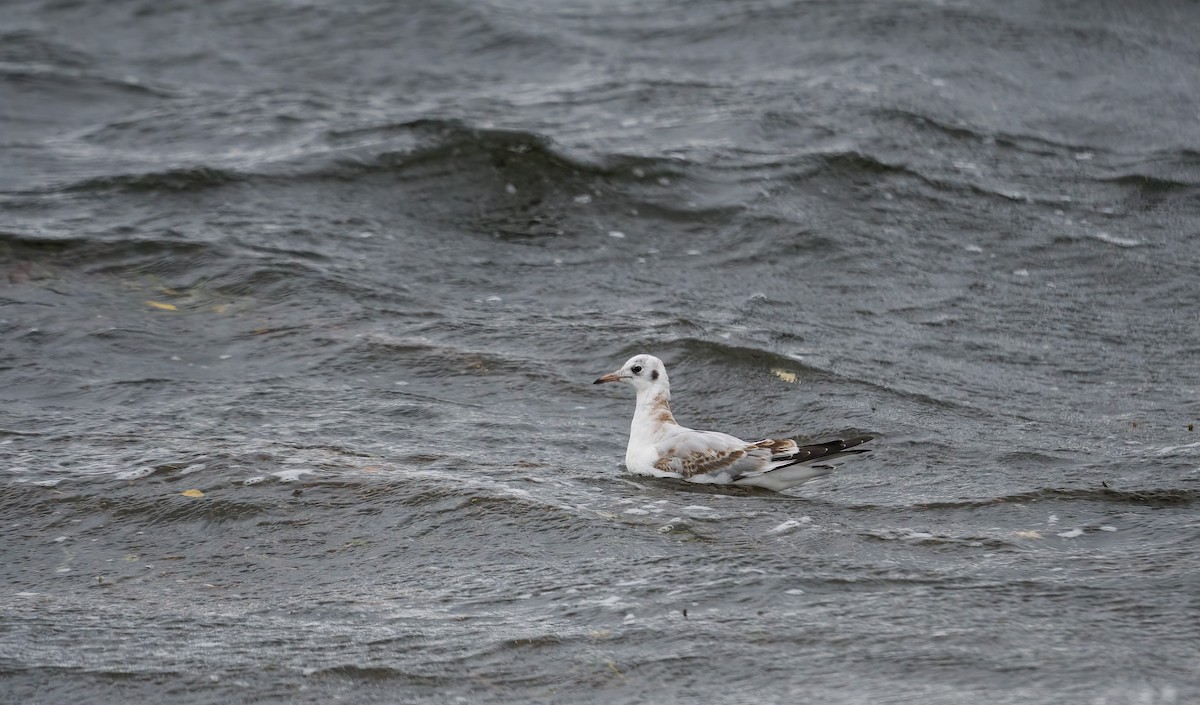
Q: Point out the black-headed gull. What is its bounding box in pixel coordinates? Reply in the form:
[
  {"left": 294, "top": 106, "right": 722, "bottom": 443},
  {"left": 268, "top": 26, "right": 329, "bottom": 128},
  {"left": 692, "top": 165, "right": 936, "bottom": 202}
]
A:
[{"left": 594, "top": 354, "right": 872, "bottom": 491}]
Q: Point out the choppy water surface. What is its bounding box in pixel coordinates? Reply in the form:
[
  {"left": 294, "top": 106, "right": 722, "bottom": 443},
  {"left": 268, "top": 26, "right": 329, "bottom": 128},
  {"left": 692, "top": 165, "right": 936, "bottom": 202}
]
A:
[{"left": 3, "top": 1, "right": 1199, "bottom": 703}]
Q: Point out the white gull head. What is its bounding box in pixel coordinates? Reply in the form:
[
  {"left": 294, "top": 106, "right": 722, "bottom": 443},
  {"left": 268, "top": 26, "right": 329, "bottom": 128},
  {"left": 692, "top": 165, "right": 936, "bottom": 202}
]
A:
[{"left": 592, "top": 353, "right": 670, "bottom": 393}]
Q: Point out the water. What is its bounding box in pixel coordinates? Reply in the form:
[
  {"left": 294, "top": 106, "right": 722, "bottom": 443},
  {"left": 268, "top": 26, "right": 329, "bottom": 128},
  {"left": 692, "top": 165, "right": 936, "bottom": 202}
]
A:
[{"left": 3, "top": 1, "right": 1199, "bottom": 703}]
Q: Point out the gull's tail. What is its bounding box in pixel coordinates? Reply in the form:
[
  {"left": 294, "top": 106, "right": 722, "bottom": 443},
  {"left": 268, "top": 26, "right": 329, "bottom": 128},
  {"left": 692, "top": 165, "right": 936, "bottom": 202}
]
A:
[
  {"left": 775, "top": 435, "right": 873, "bottom": 468},
  {"left": 734, "top": 435, "right": 873, "bottom": 491}
]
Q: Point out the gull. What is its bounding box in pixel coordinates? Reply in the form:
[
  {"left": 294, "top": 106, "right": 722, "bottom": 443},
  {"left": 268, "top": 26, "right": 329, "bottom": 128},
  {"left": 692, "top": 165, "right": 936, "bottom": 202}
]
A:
[{"left": 594, "top": 354, "right": 872, "bottom": 491}]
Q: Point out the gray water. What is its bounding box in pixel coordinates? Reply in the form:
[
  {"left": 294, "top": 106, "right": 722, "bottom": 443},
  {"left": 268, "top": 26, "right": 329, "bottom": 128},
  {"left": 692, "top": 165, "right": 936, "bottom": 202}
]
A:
[{"left": 3, "top": 1, "right": 1199, "bottom": 703}]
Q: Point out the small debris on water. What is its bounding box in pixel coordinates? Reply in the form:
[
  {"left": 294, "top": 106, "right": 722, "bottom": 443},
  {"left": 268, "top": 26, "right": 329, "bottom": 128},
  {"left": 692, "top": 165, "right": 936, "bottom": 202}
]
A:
[{"left": 771, "top": 368, "right": 798, "bottom": 384}]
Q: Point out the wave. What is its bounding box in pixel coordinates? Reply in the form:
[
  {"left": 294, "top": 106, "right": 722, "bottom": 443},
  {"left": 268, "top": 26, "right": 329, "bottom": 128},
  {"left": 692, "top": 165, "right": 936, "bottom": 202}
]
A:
[
  {"left": 0, "top": 30, "right": 175, "bottom": 99},
  {"left": 914, "top": 486, "right": 1198, "bottom": 510},
  {"left": 63, "top": 166, "right": 242, "bottom": 193},
  {"left": 27, "top": 116, "right": 740, "bottom": 222},
  {"left": 0, "top": 226, "right": 385, "bottom": 305},
  {"left": 1102, "top": 147, "right": 1200, "bottom": 184},
  {"left": 42, "top": 111, "right": 1195, "bottom": 234},
  {"left": 303, "top": 665, "right": 444, "bottom": 685},
  {"left": 0, "top": 230, "right": 218, "bottom": 278}
]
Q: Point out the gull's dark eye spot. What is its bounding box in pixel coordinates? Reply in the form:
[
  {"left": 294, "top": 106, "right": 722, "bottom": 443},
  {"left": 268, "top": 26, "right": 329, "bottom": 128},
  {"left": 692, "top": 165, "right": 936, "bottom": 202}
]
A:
[
  {"left": 631, "top": 365, "right": 643, "bottom": 374},
  {"left": 651, "top": 370, "right": 659, "bottom": 381}
]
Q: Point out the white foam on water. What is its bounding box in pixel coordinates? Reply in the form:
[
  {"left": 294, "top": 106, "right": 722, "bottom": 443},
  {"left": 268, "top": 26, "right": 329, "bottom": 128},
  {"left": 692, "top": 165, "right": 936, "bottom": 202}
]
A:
[
  {"left": 594, "top": 595, "right": 631, "bottom": 609},
  {"left": 1089, "top": 231, "right": 1144, "bottom": 248},
  {"left": 272, "top": 469, "right": 313, "bottom": 482},
  {"left": 769, "top": 519, "right": 804, "bottom": 534},
  {"left": 115, "top": 467, "right": 155, "bottom": 480},
  {"left": 1156, "top": 441, "right": 1200, "bottom": 456}
]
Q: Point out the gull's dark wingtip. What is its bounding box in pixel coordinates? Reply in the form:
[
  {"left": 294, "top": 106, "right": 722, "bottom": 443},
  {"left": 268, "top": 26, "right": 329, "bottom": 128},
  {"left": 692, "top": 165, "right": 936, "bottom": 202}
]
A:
[{"left": 778, "top": 434, "right": 875, "bottom": 468}]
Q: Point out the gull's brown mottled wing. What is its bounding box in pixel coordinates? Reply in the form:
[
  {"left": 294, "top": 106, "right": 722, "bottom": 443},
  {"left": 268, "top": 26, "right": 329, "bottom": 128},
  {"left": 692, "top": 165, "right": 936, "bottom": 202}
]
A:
[{"left": 654, "top": 447, "right": 755, "bottom": 478}]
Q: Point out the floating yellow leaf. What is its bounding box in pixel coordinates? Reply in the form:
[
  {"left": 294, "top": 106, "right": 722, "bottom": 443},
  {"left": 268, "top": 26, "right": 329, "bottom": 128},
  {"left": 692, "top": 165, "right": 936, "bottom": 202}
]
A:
[
  {"left": 212, "top": 303, "right": 229, "bottom": 314},
  {"left": 771, "top": 368, "right": 798, "bottom": 383},
  {"left": 147, "top": 301, "right": 177, "bottom": 311},
  {"left": 1014, "top": 530, "right": 1043, "bottom": 539},
  {"left": 181, "top": 489, "right": 204, "bottom": 498}
]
